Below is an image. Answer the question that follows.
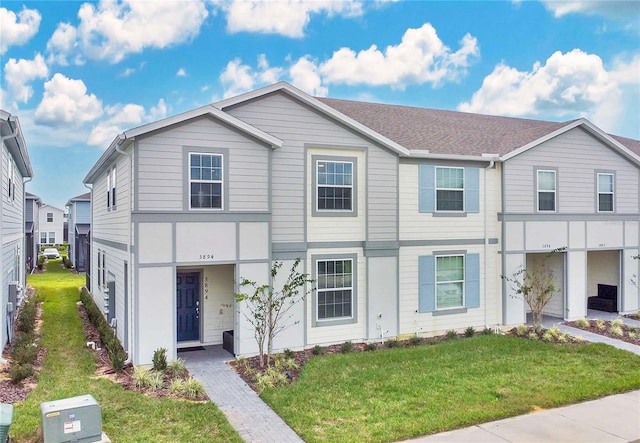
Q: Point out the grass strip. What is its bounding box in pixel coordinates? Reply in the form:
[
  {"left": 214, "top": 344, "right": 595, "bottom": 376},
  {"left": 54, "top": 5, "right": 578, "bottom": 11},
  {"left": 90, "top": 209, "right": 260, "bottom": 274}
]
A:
[
  {"left": 263, "top": 334, "right": 640, "bottom": 443},
  {"left": 10, "top": 259, "right": 241, "bottom": 443}
]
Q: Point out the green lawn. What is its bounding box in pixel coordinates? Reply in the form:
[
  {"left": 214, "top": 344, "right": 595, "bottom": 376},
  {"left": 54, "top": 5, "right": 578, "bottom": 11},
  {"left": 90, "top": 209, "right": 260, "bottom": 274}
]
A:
[
  {"left": 262, "top": 335, "right": 640, "bottom": 443},
  {"left": 11, "top": 259, "right": 241, "bottom": 443}
]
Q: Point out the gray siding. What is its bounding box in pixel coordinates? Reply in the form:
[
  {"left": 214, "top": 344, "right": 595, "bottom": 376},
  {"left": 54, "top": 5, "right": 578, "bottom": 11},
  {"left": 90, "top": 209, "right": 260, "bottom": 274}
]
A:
[
  {"left": 2, "top": 148, "right": 24, "bottom": 238},
  {"left": 92, "top": 149, "right": 131, "bottom": 245},
  {"left": 504, "top": 128, "right": 639, "bottom": 214},
  {"left": 75, "top": 201, "right": 91, "bottom": 223},
  {"left": 227, "top": 92, "right": 399, "bottom": 243},
  {"left": 136, "top": 116, "right": 269, "bottom": 212},
  {"left": 25, "top": 199, "right": 34, "bottom": 222}
]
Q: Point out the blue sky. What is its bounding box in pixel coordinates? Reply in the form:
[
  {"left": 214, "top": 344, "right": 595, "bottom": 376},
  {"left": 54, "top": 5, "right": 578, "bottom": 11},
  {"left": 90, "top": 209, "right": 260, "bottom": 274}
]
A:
[{"left": 1, "top": 0, "right": 639, "bottom": 210}]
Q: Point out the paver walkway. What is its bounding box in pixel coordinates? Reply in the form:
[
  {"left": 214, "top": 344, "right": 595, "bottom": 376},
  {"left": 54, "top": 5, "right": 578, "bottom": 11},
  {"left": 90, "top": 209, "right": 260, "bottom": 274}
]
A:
[{"left": 181, "top": 346, "right": 303, "bottom": 443}]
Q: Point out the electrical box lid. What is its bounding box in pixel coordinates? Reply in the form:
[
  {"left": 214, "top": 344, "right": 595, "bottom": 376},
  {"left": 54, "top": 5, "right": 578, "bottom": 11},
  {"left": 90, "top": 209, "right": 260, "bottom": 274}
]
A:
[{"left": 0, "top": 403, "right": 13, "bottom": 426}]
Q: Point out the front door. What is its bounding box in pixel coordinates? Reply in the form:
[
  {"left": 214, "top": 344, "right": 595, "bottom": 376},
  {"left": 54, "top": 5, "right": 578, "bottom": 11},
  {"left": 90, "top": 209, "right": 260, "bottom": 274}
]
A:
[{"left": 177, "top": 272, "right": 200, "bottom": 342}]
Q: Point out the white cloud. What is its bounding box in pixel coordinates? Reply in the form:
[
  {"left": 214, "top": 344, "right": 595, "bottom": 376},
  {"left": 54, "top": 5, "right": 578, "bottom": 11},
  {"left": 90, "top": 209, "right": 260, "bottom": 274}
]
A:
[
  {"left": 3, "top": 54, "right": 49, "bottom": 104},
  {"left": 87, "top": 98, "right": 169, "bottom": 146},
  {"left": 457, "top": 49, "right": 636, "bottom": 135},
  {"left": 0, "top": 6, "right": 41, "bottom": 54},
  {"left": 219, "top": 55, "right": 284, "bottom": 97},
  {"left": 319, "top": 24, "right": 478, "bottom": 88},
  {"left": 35, "top": 73, "right": 103, "bottom": 126},
  {"left": 177, "top": 68, "right": 187, "bottom": 77},
  {"left": 219, "top": 0, "right": 364, "bottom": 38},
  {"left": 46, "top": 0, "right": 209, "bottom": 64},
  {"left": 541, "top": 0, "right": 639, "bottom": 19},
  {"left": 289, "top": 56, "right": 328, "bottom": 96}
]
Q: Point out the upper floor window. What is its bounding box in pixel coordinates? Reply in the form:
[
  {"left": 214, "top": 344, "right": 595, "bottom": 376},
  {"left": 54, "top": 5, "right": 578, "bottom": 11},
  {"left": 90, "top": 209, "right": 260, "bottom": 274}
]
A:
[
  {"left": 316, "top": 258, "right": 353, "bottom": 321},
  {"left": 597, "top": 173, "right": 614, "bottom": 212},
  {"left": 189, "top": 153, "right": 223, "bottom": 209},
  {"left": 7, "top": 156, "right": 15, "bottom": 203},
  {"left": 47, "top": 212, "right": 53, "bottom": 222},
  {"left": 537, "top": 170, "right": 556, "bottom": 212},
  {"left": 436, "top": 167, "right": 464, "bottom": 211},
  {"left": 107, "top": 167, "right": 116, "bottom": 210},
  {"left": 48, "top": 232, "right": 55, "bottom": 243},
  {"left": 317, "top": 160, "right": 353, "bottom": 211}
]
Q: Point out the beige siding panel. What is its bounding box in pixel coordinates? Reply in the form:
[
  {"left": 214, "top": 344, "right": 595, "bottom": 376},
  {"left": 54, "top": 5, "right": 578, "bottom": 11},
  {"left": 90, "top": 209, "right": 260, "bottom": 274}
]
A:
[
  {"left": 504, "top": 128, "right": 640, "bottom": 214},
  {"left": 136, "top": 116, "right": 269, "bottom": 212},
  {"left": 398, "top": 245, "right": 501, "bottom": 336},
  {"left": 399, "top": 163, "right": 501, "bottom": 241},
  {"left": 228, "top": 92, "right": 399, "bottom": 243},
  {"left": 202, "top": 265, "right": 235, "bottom": 345}
]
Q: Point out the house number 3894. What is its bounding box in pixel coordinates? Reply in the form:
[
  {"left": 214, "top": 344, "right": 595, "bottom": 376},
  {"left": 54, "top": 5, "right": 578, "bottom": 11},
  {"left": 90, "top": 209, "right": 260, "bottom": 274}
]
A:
[
  {"left": 542, "top": 244, "right": 551, "bottom": 249},
  {"left": 199, "top": 254, "right": 214, "bottom": 260}
]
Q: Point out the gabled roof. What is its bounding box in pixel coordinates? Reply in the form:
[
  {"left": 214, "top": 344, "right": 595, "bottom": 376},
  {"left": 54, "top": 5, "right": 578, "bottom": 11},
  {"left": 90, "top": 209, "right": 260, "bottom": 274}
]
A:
[
  {"left": 26, "top": 192, "right": 42, "bottom": 204},
  {"left": 84, "top": 105, "right": 284, "bottom": 184},
  {"left": 67, "top": 192, "right": 91, "bottom": 206},
  {"left": 1, "top": 110, "right": 33, "bottom": 177}
]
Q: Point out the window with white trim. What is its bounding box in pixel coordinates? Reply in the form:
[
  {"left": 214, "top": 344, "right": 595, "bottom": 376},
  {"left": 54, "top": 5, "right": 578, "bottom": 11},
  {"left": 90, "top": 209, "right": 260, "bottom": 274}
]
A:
[
  {"left": 597, "top": 173, "right": 614, "bottom": 212},
  {"left": 436, "top": 255, "right": 465, "bottom": 309},
  {"left": 97, "top": 250, "right": 106, "bottom": 289},
  {"left": 40, "top": 232, "right": 47, "bottom": 244},
  {"left": 7, "top": 156, "right": 15, "bottom": 202},
  {"left": 436, "top": 167, "right": 464, "bottom": 211},
  {"left": 48, "top": 232, "right": 55, "bottom": 244},
  {"left": 47, "top": 212, "right": 53, "bottom": 222},
  {"left": 189, "top": 153, "right": 223, "bottom": 209},
  {"left": 537, "top": 170, "right": 556, "bottom": 211},
  {"left": 107, "top": 167, "right": 116, "bottom": 209},
  {"left": 97, "top": 250, "right": 102, "bottom": 287},
  {"left": 317, "top": 259, "right": 353, "bottom": 320},
  {"left": 316, "top": 160, "right": 353, "bottom": 211}
]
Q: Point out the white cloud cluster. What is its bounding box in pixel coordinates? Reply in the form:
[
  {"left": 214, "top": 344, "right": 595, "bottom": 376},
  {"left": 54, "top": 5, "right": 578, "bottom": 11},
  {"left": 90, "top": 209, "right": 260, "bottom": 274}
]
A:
[
  {"left": 219, "top": 23, "right": 478, "bottom": 97},
  {"left": 541, "top": 0, "right": 639, "bottom": 19},
  {"left": 218, "top": 0, "right": 364, "bottom": 38},
  {"left": 3, "top": 54, "right": 49, "bottom": 104},
  {"left": 46, "top": 0, "right": 209, "bottom": 64},
  {"left": 458, "top": 49, "right": 639, "bottom": 134},
  {"left": 220, "top": 55, "right": 284, "bottom": 98},
  {"left": 35, "top": 73, "right": 104, "bottom": 125},
  {"left": 0, "top": 6, "right": 41, "bottom": 54}
]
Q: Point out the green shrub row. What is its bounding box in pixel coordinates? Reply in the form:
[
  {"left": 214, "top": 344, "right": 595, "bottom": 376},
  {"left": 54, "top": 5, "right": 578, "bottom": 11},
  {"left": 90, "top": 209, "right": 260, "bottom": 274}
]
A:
[
  {"left": 9, "top": 295, "right": 41, "bottom": 384},
  {"left": 79, "top": 287, "right": 127, "bottom": 372},
  {"left": 62, "top": 256, "right": 73, "bottom": 269}
]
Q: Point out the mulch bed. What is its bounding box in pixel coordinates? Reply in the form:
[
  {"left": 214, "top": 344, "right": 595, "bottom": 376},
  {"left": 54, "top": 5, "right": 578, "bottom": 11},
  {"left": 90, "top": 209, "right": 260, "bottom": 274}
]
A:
[
  {"left": 566, "top": 320, "right": 640, "bottom": 346},
  {"left": 0, "top": 287, "right": 46, "bottom": 403}
]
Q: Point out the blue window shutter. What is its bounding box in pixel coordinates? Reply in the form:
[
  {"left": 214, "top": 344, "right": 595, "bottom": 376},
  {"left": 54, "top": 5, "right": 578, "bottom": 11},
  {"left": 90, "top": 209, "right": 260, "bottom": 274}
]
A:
[
  {"left": 465, "top": 168, "right": 480, "bottom": 213},
  {"left": 465, "top": 253, "right": 480, "bottom": 309},
  {"left": 418, "top": 255, "right": 435, "bottom": 312},
  {"left": 419, "top": 165, "right": 435, "bottom": 213}
]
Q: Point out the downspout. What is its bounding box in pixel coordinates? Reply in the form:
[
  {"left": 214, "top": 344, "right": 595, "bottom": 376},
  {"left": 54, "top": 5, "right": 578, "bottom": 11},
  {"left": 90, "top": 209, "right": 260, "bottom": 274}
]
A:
[{"left": 483, "top": 157, "right": 497, "bottom": 329}]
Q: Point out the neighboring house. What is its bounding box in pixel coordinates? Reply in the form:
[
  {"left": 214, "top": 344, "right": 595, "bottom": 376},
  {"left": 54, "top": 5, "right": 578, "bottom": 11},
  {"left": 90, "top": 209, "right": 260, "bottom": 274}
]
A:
[
  {"left": 38, "top": 204, "right": 65, "bottom": 246},
  {"left": 25, "top": 192, "right": 42, "bottom": 271},
  {"left": 66, "top": 192, "right": 91, "bottom": 272},
  {"left": 1, "top": 110, "right": 34, "bottom": 352},
  {"left": 83, "top": 82, "right": 640, "bottom": 365}
]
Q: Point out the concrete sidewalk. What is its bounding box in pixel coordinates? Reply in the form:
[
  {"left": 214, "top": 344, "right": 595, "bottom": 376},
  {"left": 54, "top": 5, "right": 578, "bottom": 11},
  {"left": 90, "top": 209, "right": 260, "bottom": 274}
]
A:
[{"left": 402, "top": 390, "right": 640, "bottom": 443}]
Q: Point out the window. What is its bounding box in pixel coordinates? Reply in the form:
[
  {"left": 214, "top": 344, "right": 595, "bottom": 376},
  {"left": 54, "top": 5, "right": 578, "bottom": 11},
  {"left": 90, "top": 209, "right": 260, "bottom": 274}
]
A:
[
  {"left": 97, "top": 250, "right": 106, "bottom": 289},
  {"left": 537, "top": 170, "right": 556, "bottom": 211},
  {"left": 107, "top": 167, "right": 116, "bottom": 209},
  {"left": 7, "top": 157, "right": 15, "bottom": 202},
  {"left": 436, "top": 255, "right": 464, "bottom": 309},
  {"left": 40, "top": 232, "right": 47, "bottom": 244},
  {"left": 47, "top": 212, "right": 53, "bottom": 222},
  {"left": 317, "top": 259, "right": 353, "bottom": 321},
  {"left": 189, "top": 153, "right": 223, "bottom": 209},
  {"left": 102, "top": 251, "right": 106, "bottom": 289},
  {"left": 436, "top": 167, "right": 464, "bottom": 211},
  {"left": 597, "top": 173, "right": 614, "bottom": 212},
  {"left": 418, "top": 253, "right": 480, "bottom": 313},
  {"left": 48, "top": 232, "right": 56, "bottom": 244},
  {"left": 316, "top": 160, "right": 353, "bottom": 211},
  {"left": 419, "top": 165, "right": 479, "bottom": 214},
  {"left": 97, "top": 251, "right": 102, "bottom": 287}
]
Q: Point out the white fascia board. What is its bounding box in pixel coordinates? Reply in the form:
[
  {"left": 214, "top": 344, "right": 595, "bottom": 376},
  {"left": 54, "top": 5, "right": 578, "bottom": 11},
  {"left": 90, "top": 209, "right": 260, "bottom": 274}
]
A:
[
  {"left": 502, "top": 118, "right": 640, "bottom": 166},
  {"left": 215, "top": 81, "right": 412, "bottom": 156},
  {"left": 407, "top": 152, "right": 501, "bottom": 162}
]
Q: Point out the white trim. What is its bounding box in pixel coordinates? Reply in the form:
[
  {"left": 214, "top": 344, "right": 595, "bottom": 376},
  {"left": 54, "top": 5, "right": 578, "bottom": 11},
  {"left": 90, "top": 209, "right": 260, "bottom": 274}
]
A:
[
  {"left": 596, "top": 172, "right": 614, "bottom": 213},
  {"left": 435, "top": 254, "right": 465, "bottom": 310},
  {"left": 435, "top": 166, "right": 465, "bottom": 212},
  {"left": 315, "top": 159, "right": 354, "bottom": 213},
  {"left": 537, "top": 169, "right": 557, "bottom": 212},
  {"left": 188, "top": 152, "right": 224, "bottom": 210}
]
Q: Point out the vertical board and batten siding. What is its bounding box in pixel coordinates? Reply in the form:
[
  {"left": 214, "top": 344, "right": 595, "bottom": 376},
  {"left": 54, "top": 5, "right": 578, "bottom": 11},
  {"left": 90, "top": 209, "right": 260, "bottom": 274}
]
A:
[
  {"left": 25, "top": 199, "right": 33, "bottom": 221},
  {"left": 399, "top": 162, "right": 501, "bottom": 241},
  {"left": 226, "top": 92, "right": 399, "bottom": 243},
  {"left": 398, "top": 245, "right": 501, "bottom": 335},
  {"left": 503, "top": 128, "right": 639, "bottom": 214},
  {"left": 136, "top": 116, "right": 269, "bottom": 212},
  {"left": 91, "top": 149, "right": 131, "bottom": 245},
  {"left": 75, "top": 201, "right": 91, "bottom": 224}
]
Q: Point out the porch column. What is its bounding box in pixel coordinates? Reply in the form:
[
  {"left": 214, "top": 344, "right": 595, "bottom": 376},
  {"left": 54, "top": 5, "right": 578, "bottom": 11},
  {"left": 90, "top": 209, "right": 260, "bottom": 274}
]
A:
[{"left": 566, "top": 250, "right": 587, "bottom": 321}]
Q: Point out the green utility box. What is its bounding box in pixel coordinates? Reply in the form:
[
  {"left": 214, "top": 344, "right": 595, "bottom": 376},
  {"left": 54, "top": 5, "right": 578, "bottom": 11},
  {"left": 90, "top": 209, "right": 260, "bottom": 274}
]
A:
[
  {"left": 40, "top": 394, "right": 102, "bottom": 443},
  {"left": 0, "top": 403, "right": 13, "bottom": 442}
]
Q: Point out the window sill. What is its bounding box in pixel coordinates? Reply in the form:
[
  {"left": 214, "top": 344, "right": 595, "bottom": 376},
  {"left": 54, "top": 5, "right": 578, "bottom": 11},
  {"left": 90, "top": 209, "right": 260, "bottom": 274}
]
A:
[
  {"left": 432, "top": 308, "right": 467, "bottom": 316},
  {"left": 313, "top": 317, "right": 356, "bottom": 327},
  {"left": 432, "top": 212, "right": 467, "bottom": 217}
]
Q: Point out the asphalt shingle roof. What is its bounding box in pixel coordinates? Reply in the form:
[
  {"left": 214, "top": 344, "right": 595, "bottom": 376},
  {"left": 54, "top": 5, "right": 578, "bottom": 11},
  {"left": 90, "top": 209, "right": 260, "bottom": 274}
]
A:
[{"left": 317, "top": 97, "right": 640, "bottom": 157}]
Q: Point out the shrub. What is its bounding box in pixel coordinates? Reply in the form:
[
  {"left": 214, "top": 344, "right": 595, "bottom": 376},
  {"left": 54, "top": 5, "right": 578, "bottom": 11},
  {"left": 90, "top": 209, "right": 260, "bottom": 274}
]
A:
[
  {"left": 575, "top": 318, "right": 590, "bottom": 328},
  {"left": 609, "top": 325, "right": 624, "bottom": 337},
  {"left": 385, "top": 339, "right": 399, "bottom": 348},
  {"left": 146, "top": 371, "right": 164, "bottom": 391},
  {"left": 527, "top": 331, "right": 539, "bottom": 341},
  {"left": 169, "top": 378, "right": 185, "bottom": 395},
  {"left": 573, "top": 335, "right": 585, "bottom": 343},
  {"left": 629, "top": 331, "right": 637, "bottom": 340},
  {"left": 595, "top": 319, "right": 606, "bottom": 331},
  {"left": 166, "top": 358, "right": 187, "bottom": 379},
  {"left": 152, "top": 348, "right": 167, "bottom": 371},
  {"left": 340, "top": 341, "right": 354, "bottom": 353},
  {"left": 515, "top": 324, "right": 528, "bottom": 336},
  {"left": 542, "top": 331, "right": 554, "bottom": 342},
  {"left": 283, "top": 348, "right": 295, "bottom": 359},
  {"left": 408, "top": 335, "right": 422, "bottom": 346},
  {"left": 10, "top": 363, "right": 34, "bottom": 384},
  {"left": 364, "top": 342, "right": 378, "bottom": 351},
  {"left": 133, "top": 366, "right": 152, "bottom": 388},
  {"left": 311, "top": 345, "right": 324, "bottom": 356},
  {"left": 547, "top": 326, "right": 561, "bottom": 339},
  {"left": 273, "top": 354, "right": 298, "bottom": 371},
  {"left": 181, "top": 376, "right": 205, "bottom": 398},
  {"left": 446, "top": 330, "right": 458, "bottom": 340},
  {"left": 464, "top": 326, "right": 476, "bottom": 338},
  {"left": 10, "top": 341, "right": 39, "bottom": 366},
  {"left": 482, "top": 327, "right": 494, "bottom": 335},
  {"left": 37, "top": 255, "right": 46, "bottom": 270},
  {"left": 611, "top": 319, "right": 624, "bottom": 328}
]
